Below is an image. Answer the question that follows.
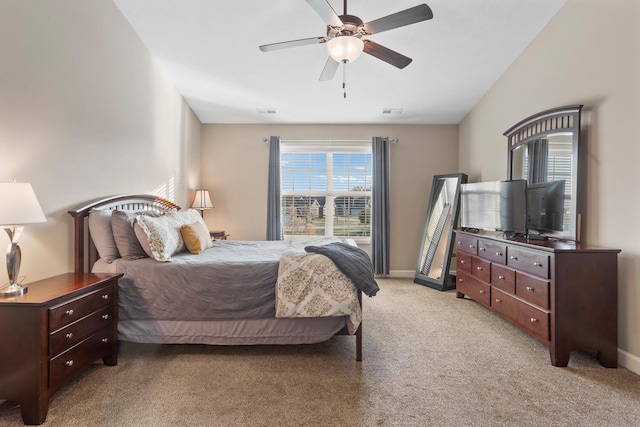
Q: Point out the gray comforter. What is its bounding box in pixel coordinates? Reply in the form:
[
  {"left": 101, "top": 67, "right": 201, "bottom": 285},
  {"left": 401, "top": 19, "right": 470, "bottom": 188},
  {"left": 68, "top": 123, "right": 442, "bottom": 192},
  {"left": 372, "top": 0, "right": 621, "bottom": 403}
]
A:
[{"left": 115, "top": 238, "right": 341, "bottom": 321}]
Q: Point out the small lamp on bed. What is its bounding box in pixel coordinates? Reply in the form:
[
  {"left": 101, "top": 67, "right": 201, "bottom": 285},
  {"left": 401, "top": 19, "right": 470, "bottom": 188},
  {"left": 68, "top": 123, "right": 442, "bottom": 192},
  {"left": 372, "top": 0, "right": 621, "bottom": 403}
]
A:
[
  {"left": 0, "top": 179, "right": 46, "bottom": 297},
  {"left": 191, "top": 189, "right": 214, "bottom": 217}
]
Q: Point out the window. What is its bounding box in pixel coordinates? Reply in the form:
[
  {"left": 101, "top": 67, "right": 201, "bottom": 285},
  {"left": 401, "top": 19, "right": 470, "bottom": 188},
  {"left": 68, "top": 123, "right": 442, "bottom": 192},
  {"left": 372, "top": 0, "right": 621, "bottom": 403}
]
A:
[{"left": 280, "top": 141, "right": 372, "bottom": 242}]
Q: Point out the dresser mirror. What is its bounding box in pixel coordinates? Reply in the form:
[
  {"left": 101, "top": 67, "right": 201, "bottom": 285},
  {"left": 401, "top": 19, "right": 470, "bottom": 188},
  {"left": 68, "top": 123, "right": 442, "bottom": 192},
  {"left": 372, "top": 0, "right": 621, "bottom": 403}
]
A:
[
  {"left": 505, "top": 105, "right": 583, "bottom": 242},
  {"left": 414, "top": 173, "right": 467, "bottom": 291}
]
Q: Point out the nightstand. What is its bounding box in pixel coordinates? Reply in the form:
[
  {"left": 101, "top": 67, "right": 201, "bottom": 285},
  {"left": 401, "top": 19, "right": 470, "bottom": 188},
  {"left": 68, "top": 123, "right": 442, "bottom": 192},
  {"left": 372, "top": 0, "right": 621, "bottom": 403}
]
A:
[
  {"left": 210, "top": 230, "right": 229, "bottom": 240},
  {"left": 0, "top": 273, "right": 122, "bottom": 425}
]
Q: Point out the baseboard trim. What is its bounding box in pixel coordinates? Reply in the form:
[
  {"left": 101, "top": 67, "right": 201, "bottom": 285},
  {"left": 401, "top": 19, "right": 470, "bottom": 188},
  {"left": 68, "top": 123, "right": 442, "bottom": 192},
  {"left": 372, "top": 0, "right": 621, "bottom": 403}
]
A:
[
  {"left": 618, "top": 348, "right": 640, "bottom": 375},
  {"left": 387, "top": 270, "right": 415, "bottom": 278}
]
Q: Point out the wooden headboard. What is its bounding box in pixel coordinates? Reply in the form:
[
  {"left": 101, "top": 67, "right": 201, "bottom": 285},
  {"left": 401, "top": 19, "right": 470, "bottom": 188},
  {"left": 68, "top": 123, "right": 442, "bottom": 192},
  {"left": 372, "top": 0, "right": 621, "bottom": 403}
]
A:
[{"left": 68, "top": 194, "right": 181, "bottom": 273}]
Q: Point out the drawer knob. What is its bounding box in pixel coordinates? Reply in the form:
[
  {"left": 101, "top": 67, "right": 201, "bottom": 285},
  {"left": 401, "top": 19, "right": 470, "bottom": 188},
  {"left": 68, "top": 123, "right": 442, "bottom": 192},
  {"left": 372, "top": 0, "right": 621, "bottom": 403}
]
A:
[
  {"left": 476, "top": 266, "right": 482, "bottom": 271},
  {"left": 469, "top": 244, "right": 475, "bottom": 249},
  {"left": 66, "top": 360, "right": 74, "bottom": 367},
  {"left": 65, "top": 309, "right": 74, "bottom": 316},
  {"left": 533, "top": 262, "right": 541, "bottom": 266},
  {"left": 510, "top": 256, "right": 518, "bottom": 260},
  {"left": 498, "top": 275, "right": 505, "bottom": 280},
  {"left": 457, "top": 241, "right": 461, "bottom": 244},
  {"left": 495, "top": 298, "right": 502, "bottom": 303},
  {"left": 102, "top": 338, "right": 109, "bottom": 343},
  {"left": 480, "top": 247, "right": 486, "bottom": 251},
  {"left": 479, "top": 290, "right": 485, "bottom": 294},
  {"left": 102, "top": 314, "right": 109, "bottom": 320},
  {"left": 66, "top": 333, "right": 73, "bottom": 339},
  {"left": 496, "top": 252, "right": 502, "bottom": 256},
  {"left": 461, "top": 260, "right": 466, "bottom": 264},
  {"left": 530, "top": 317, "right": 538, "bottom": 323},
  {"left": 526, "top": 286, "right": 534, "bottom": 291},
  {"left": 458, "top": 278, "right": 464, "bottom": 282},
  {"left": 102, "top": 294, "right": 109, "bottom": 300}
]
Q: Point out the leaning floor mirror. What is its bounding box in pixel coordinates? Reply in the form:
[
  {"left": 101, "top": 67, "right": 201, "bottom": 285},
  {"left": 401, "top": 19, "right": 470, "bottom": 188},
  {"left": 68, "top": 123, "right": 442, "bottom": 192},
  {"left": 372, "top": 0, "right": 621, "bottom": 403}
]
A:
[{"left": 414, "top": 173, "right": 467, "bottom": 291}]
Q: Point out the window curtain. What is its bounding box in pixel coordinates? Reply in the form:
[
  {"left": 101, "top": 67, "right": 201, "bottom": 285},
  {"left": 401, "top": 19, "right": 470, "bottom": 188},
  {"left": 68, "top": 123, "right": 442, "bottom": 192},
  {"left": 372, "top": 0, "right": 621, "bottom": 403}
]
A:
[
  {"left": 266, "top": 136, "right": 282, "bottom": 240},
  {"left": 371, "top": 136, "right": 390, "bottom": 275},
  {"left": 527, "top": 138, "right": 549, "bottom": 184}
]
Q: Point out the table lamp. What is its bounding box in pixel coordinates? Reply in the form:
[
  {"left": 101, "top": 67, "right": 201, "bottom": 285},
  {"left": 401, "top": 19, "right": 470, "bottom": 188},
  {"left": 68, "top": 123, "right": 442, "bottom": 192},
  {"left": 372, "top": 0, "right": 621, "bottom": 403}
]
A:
[
  {"left": 191, "top": 189, "right": 214, "bottom": 217},
  {"left": 0, "top": 180, "right": 46, "bottom": 297}
]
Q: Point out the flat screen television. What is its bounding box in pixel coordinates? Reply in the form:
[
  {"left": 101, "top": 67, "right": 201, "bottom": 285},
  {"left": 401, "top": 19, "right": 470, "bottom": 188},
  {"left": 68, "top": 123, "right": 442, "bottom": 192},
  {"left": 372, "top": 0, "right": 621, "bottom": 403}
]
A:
[
  {"left": 526, "top": 180, "right": 566, "bottom": 233},
  {"left": 460, "top": 180, "right": 527, "bottom": 234}
]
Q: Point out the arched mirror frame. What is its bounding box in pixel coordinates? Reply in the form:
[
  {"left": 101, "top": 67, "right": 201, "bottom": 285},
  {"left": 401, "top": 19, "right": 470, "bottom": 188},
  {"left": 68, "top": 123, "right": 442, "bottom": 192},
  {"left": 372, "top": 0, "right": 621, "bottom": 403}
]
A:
[
  {"left": 505, "top": 105, "right": 583, "bottom": 242},
  {"left": 414, "top": 173, "right": 467, "bottom": 291}
]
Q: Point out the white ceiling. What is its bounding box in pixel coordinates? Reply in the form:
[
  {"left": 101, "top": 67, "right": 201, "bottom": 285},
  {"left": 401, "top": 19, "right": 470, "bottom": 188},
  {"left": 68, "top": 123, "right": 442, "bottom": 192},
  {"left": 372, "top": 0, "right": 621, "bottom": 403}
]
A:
[{"left": 113, "top": 0, "right": 567, "bottom": 125}]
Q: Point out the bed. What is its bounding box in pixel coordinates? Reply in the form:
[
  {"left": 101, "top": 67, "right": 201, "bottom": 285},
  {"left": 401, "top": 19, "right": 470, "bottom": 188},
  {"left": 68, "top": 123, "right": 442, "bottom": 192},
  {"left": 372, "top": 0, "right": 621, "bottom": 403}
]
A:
[{"left": 68, "top": 194, "right": 375, "bottom": 361}]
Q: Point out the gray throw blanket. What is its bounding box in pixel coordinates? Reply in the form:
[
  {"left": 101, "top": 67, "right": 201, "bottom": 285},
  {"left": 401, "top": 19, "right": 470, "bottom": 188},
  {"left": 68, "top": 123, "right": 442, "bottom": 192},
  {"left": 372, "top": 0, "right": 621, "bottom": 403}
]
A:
[{"left": 305, "top": 242, "right": 380, "bottom": 297}]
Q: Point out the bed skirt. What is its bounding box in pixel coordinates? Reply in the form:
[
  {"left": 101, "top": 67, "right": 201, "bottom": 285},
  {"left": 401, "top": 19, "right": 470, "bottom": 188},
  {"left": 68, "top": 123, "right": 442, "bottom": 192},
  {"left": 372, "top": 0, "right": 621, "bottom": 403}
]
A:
[{"left": 118, "top": 317, "right": 348, "bottom": 346}]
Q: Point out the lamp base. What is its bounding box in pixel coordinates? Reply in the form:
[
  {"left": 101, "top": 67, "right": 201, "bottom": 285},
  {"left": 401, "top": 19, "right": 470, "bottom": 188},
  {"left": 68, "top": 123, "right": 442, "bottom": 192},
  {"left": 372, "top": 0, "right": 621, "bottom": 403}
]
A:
[{"left": 1, "top": 282, "right": 28, "bottom": 297}]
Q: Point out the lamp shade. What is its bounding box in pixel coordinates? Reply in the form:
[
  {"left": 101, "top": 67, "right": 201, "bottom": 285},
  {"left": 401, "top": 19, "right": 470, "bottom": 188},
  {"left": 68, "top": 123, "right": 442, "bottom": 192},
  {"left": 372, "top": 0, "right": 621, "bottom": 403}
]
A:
[
  {"left": 191, "top": 189, "right": 214, "bottom": 210},
  {"left": 327, "top": 36, "right": 364, "bottom": 63},
  {"left": 0, "top": 182, "right": 46, "bottom": 225}
]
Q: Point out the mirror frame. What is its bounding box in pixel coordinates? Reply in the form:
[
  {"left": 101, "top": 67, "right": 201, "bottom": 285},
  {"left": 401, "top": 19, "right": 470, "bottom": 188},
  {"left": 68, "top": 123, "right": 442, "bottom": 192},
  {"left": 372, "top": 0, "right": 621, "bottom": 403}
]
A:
[
  {"left": 504, "top": 105, "right": 583, "bottom": 242},
  {"left": 414, "top": 173, "right": 467, "bottom": 291}
]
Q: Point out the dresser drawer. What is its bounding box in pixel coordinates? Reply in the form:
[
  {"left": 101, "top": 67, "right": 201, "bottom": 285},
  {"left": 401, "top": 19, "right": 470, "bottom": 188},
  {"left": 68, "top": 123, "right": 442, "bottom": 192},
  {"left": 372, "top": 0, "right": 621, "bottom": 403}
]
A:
[
  {"left": 471, "top": 257, "right": 491, "bottom": 283},
  {"left": 491, "top": 264, "right": 515, "bottom": 294},
  {"left": 478, "top": 240, "right": 507, "bottom": 265},
  {"left": 49, "top": 326, "right": 115, "bottom": 392},
  {"left": 49, "top": 285, "right": 114, "bottom": 332},
  {"left": 457, "top": 252, "right": 472, "bottom": 275},
  {"left": 455, "top": 234, "right": 478, "bottom": 255},
  {"left": 457, "top": 271, "right": 491, "bottom": 308},
  {"left": 507, "top": 247, "right": 550, "bottom": 279},
  {"left": 49, "top": 305, "right": 114, "bottom": 357},
  {"left": 492, "top": 288, "right": 549, "bottom": 342},
  {"left": 516, "top": 272, "right": 550, "bottom": 309}
]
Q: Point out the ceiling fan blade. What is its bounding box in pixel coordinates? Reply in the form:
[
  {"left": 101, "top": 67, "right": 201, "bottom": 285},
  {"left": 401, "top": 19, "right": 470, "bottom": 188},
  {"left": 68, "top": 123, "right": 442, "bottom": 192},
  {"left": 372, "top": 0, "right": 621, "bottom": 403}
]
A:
[
  {"left": 259, "top": 36, "right": 327, "bottom": 52},
  {"left": 363, "top": 40, "right": 412, "bottom": 69},
  {"left": 363, "top": 4, "right": 433, "bottom": 35},
  {"left": 319, "top": 56, "right": 340, "bottom": 81},
  {"left": 305, "top": 0, "right": 343, "bottom": 27}
]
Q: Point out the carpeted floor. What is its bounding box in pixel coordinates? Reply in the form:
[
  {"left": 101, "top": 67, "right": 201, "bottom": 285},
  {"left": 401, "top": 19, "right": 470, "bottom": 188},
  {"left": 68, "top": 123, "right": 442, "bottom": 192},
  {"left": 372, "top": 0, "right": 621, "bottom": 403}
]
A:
[{"left": 1, "top": 278, "right": 639, "bottom": 426}]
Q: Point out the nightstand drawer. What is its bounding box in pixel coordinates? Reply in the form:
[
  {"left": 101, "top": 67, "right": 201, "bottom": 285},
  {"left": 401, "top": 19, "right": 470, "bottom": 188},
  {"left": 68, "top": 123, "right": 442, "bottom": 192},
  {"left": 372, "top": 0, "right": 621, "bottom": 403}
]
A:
[
  {"left": 49, "top": 326, "right": 115, "bottom": 392},
  {"left": 49, "top": 285, "right": 114, "bottom": 332},
  {"left": 49, "top": 305, "right": 114, "bottom": 357}
]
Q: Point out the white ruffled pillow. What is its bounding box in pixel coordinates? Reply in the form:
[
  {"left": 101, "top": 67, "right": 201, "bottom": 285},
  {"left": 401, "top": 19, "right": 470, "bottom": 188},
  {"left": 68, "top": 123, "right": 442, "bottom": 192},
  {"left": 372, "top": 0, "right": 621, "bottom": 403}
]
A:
[{"left": 134, "top": 210, "right": 205, "bottom": 262}]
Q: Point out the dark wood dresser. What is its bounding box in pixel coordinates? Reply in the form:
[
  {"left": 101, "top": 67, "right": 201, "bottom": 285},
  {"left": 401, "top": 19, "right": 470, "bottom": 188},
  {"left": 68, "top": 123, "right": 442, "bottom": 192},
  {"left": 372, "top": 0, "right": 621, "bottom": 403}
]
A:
[
  {"left": 455, "top": 230, "right": 620, "bottom": 367},
  {"left": 0, "top": 273, "right": 122, "bottom": 425}
]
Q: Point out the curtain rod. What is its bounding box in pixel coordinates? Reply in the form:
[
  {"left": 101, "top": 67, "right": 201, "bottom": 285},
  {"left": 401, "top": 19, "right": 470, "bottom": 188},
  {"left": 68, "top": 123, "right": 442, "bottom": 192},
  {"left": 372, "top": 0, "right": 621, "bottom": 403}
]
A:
[{"left": 261, "top": 137, "right": 399, "bottom": 143}]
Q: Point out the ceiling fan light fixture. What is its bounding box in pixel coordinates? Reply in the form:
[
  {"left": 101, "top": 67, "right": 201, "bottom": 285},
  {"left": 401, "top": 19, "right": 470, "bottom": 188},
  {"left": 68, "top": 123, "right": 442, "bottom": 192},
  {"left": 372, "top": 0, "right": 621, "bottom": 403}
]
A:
[{"left": 327, "top": 36, "right": 364, "bottom": 63}]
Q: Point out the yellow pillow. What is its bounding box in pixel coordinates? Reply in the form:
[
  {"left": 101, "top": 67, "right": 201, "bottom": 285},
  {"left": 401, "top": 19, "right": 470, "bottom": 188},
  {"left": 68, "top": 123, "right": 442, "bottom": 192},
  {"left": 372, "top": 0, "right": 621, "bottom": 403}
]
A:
[{"left": 180, "top": 221, "right": 213, "bottom": 254}]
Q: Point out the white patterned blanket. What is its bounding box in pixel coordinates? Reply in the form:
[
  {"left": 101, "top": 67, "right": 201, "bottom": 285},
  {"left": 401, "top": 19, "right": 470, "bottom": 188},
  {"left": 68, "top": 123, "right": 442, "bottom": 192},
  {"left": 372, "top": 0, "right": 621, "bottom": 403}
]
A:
[{"left": 275, "top": 251, "right": 362, "bottom": 334}]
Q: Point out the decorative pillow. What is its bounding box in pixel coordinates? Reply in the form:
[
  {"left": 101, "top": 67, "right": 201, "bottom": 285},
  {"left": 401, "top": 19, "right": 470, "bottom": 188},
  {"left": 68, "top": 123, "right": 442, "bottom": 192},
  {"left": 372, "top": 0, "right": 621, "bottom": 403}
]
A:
[
  {"left": 134, "top": 210, "right": 203, "bottom": 262},
  {"left": 88, "top": 209, "right": 120, "bottom": 263},
  {"left": 181, "top": 221, "right": 213, "bottom": 254},
  {"left": 111, "top": 210, "right": 161, "bottom": 260}
]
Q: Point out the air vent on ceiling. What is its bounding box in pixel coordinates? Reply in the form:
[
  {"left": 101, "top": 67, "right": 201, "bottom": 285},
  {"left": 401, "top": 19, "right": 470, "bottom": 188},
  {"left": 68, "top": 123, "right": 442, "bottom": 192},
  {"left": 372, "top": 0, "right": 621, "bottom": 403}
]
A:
[
  {"left": 382, "top": 108, "right": 403, "bottom": 115},
  {"left": 257, "top": 108, "right": 277, "bottom": 114}
]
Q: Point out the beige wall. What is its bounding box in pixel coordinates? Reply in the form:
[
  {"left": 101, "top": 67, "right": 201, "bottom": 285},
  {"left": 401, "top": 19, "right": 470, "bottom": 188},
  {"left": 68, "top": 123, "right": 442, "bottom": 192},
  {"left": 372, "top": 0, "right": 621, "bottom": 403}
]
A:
[
  {"left": 0, "top": 0, "right": 201, "bottom": 283},
  {"left": 459, "top": 0, "right": 640, "bottom": 372},
  {"left": 201, "top": 124, "right": 459, "bottom": 274}
]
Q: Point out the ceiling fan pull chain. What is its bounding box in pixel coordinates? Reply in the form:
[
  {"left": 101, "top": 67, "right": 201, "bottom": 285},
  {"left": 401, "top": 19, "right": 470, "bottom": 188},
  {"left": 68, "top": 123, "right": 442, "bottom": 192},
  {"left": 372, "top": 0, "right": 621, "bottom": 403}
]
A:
[{"left": 343, "top": 59, "right": 347, "bottom": 98}]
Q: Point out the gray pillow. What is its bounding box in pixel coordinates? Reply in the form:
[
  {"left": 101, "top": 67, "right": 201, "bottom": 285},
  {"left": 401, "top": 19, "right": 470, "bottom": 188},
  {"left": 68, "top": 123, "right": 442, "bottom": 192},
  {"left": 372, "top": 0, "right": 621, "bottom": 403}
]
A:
[
  {"left": 88, "top": 209, "right": 120, "bottom": 263},
  {"left": 111, "top": 210, "right": 161, "bottom": 260}
]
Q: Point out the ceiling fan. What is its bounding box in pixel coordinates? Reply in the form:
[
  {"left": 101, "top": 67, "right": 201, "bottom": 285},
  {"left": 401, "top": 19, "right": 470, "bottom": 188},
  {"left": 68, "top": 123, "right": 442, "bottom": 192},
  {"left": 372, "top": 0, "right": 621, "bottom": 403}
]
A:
[{"left": 259, "top": 0, "right": 434, "bottom": 82}]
